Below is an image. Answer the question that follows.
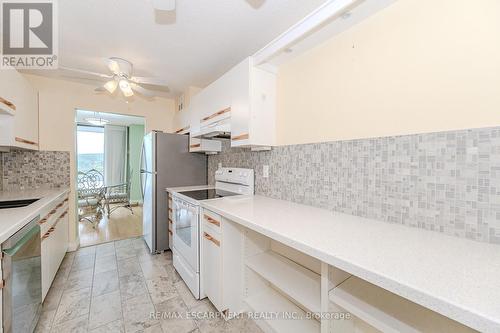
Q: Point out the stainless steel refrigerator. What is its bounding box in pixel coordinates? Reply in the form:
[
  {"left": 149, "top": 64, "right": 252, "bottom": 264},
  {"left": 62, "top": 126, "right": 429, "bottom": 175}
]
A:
[{"left": 140, "top": 131, "right": 207, "bottom": 253}]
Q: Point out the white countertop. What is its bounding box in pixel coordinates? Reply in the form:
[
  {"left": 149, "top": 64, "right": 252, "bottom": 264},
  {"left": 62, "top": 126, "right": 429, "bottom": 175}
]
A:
[
  {"left": 201, "top": 195, "right": 500, "bottom": 332},
  {"left": 0, "top": 188, "right": 70, "bottom": 243}
]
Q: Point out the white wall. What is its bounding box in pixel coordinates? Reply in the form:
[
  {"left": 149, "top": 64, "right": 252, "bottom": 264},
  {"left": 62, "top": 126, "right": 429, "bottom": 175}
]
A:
[
  {"left": 276, "top": 0, "right": 500, "bottom": 145},
  {"left": 25, "top": 74, "right": 176, "bottom": 248}
]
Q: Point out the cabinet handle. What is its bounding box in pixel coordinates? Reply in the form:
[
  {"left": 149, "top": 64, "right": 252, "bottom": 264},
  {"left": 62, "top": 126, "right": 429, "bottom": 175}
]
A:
[
  {"left": 203, "top": 232, "right": 220, "bottom": 247},
  {"left": 201, "top": 107, "right": 231, "bottom": 122},
  {"left": 190, "top": 144, "right": 201, "bottom": 148},
  {"left": 0, "top": 97, "right": 15, "bottom": 111},
  {"left": 15, "top": 137, "right": 38, "bottom": 146},
  {"left": 231, "top": 133, "right": 249, "bottom": 141},
  {"left": 42, "top": 228, "right": 54, "bottom": 240},
  {"left": 38, "top": 218, "right": 48, "bottom": 225},
  {"left": 168, "top": 229, "right": 173, "bottom": 236},
  {"left": 203, "top": 214, "right": 220, "bottom": 227},
  {"left": 168, "top": 208, "right": 172, "bottom": 213},
  {"left": 174, "top": 126, "right": 190, "bottom": 134},
  {"left": 168, "top": 218, "right": 173, "bottom": 225}
]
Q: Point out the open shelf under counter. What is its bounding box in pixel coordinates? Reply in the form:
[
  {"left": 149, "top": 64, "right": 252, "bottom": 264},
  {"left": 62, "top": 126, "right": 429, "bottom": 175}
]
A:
[
  {"left": 246, "top": 250, "right": 321, "bottom": 314},
  {"left": 245, "top": 286, "right": 320, "bottom": 333},
  {"left": 329, "top": 276, "right": 475, "bottom": 333}
]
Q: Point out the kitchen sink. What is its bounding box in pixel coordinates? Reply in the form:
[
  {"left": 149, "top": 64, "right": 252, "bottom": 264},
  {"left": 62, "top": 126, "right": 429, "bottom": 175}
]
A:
[{"left": 0, "top": 198, "right": 40, "bottom": 209}]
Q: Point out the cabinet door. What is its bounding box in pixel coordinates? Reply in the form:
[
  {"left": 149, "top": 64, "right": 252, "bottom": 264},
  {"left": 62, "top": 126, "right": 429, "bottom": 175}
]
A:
[
  {"left": 229, "top": 59, "right": 251, "bottom": 147},
  {"left": 41, "top": 234, "right": 51, "bottom": 300},
  {"left": 0, "top": 68, "right": 38, "bottom": 149},
  {"left": 60, "top": 212, "right": 69, "bottom": 256},
  {"left": 13, "top": 77, "right": 38, "bottom": 149},
  {"left": 47, "top": 224, "right": 61, "bottom": 286},
  {"left": 203, "top": 230, "right": 222, "bottom": 311}
]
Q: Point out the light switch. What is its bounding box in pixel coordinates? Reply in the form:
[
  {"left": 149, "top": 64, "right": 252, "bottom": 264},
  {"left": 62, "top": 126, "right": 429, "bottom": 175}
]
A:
[{"left": 263, "top": 165, "right": 269, "bottom": 178}]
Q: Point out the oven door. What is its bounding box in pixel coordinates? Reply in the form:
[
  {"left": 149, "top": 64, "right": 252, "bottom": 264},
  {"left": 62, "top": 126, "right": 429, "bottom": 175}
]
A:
[{"left": 172, "top": 197, "right": 199, "bottom": 272}]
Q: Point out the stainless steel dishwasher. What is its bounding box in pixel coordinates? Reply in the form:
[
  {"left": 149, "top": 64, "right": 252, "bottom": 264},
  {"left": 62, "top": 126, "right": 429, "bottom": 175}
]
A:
[{"left": 2, "top": 216, "right": 42, "bottom": 333}]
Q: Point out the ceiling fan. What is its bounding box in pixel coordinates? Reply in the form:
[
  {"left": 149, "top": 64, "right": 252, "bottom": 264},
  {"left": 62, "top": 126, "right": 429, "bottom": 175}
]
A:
[{"left": 60, "top": 57, "right": 169, "bottom": 98}]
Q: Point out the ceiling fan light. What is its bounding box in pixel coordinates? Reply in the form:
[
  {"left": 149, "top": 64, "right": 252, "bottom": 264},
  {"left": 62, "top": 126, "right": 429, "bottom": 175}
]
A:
[
  {"left": 119, "top": 79, "right": 134, "bottom": 97},
  {"left": 103, "top": 80, "right": 118, "bottom": 93},
  {"left": 123, "top": 89, "right": 134, "bottom": 97}
]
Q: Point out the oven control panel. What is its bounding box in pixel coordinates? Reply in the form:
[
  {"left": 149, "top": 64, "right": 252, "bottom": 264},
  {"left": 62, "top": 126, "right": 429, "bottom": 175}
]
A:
[{"left": 215, "top": 168, "right": 254, "bottom": 187}]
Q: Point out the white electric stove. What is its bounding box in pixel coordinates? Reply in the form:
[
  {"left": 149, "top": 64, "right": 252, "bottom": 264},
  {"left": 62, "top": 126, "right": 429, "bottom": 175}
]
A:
[{"left": 171, "top": 168, "right": 254, "bottom": 299}]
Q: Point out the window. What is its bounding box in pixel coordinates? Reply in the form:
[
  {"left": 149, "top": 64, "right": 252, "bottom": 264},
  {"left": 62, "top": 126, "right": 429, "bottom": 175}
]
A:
[{"left": 77, "top": 125, "right": 104, "bottom": 173}]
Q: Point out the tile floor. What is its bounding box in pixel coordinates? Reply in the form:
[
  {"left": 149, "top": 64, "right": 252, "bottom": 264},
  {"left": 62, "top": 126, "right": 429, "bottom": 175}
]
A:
[{"left": 35, "top": 237, "right": 263, "bottom": 333}]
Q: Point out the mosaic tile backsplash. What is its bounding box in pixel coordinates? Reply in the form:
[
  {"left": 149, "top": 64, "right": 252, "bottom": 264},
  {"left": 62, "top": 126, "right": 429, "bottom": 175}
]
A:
[
  {"left": 1, "top": 150, "right": 70, "bottom": 191},
  {"left": 208, "top": 127, "right": 500, "bottom": 244}
]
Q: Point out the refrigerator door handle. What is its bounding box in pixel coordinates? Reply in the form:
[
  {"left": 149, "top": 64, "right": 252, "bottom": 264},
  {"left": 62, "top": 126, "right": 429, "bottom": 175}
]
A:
[
  {"left": 140, "top": 171, "right": 146, "bottom": 199},
  {"left": 140, "top": 141, "right": 146, "bottom": 173}
]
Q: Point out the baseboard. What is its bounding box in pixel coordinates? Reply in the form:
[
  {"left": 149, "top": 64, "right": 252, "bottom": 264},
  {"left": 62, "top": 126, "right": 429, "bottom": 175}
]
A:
[{"left": 68, "top": 236, "right": 80, "bottom": 252}]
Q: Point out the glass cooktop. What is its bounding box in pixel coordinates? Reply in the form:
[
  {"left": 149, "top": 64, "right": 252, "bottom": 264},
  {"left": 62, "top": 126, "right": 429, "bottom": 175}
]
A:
[{"left": 178, "top": 189, "right": 239, "bottom": 201}]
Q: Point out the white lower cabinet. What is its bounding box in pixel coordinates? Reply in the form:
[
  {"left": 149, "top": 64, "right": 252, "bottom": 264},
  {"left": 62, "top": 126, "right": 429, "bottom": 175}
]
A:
[
  {"left": 41, "top": 200, "right": 69, "bottom": 300},
  {"left": 328, "top": 272, "right": 475, "bottom": 333},
  {"left": 201, "top": 210, "right": 244, "bottom": 317},
  {"left": 200, "top": 210, "right": 475, "bottom": 333},
  {"left": 202, "top": 228, "right": 222, "bottom": 310}
]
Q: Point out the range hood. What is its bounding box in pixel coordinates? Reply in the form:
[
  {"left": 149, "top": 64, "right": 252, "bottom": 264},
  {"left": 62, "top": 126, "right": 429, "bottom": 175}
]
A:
[{"left": 192, "top": 118, "right": 231, "bottom": 139}]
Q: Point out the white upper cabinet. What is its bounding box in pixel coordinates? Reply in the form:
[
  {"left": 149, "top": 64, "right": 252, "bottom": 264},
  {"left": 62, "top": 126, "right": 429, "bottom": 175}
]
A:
[
  {"left": 0, "top": 69, "right": 39, "bottom": 150},
  {"left": 189, "top": 57, "right": 277, "bottom": 148},
  {"left": 229, "top": 58, "right": 276, "bottom": 148},
  {"left": 173, "top": 86, "right": 202, "bottom": 134}
]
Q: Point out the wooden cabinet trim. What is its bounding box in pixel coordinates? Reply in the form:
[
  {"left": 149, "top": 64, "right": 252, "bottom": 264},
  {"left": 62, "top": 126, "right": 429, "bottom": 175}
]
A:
[
  {"left": 231, "top": 133, "right": 249, "bottom": 141},
  {"left": 174, "top": 126, "right": 190, "bottom": 134},
  {"left": 204, "top": 214, "right": 221, "bottom": 227},
  {"left": 15, "top": 137, "right": 38, "bottom": 146},
  {"left": 203, "top": 232, "right": 220, "bottom": 247},
  {"left": 201, "top": 107, "right": 231, "bottom": 122},
  {"left": 0, "top": 97, "right": 16, "bottom": 111},
  {"left": 190, "top": 144, "right": 201, "bottom": 149}
]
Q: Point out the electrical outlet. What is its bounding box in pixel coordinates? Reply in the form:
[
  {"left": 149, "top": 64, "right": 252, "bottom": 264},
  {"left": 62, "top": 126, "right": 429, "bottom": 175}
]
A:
[{"left": 263, "top": 165, "right": 269, "bottom": 178}]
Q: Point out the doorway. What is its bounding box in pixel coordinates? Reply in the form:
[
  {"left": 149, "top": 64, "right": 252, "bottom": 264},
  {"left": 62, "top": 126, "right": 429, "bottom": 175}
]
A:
[{"left": 75, "top": 109, "right": 145, "bottom": 247}]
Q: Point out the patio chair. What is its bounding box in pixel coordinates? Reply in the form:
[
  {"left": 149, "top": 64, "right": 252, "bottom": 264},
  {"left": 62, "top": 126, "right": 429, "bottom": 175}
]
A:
[
  {"left": 105, "top": 169, "right": 134, "bottom": 218},
  {"left": 77, "top": 169, "right": 105, "bottom": 227}
]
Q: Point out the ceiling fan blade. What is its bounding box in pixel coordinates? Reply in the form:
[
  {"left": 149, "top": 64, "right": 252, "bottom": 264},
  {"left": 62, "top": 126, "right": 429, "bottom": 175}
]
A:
[
  {"left": 59, "top": 66, "right": 112, "bottom": 79},
  {"left": 131, "top": 76, "right": 169, "bottom": 90},
  {"left": 103, "top": 80, "right": 118, "bottom": 94},
  {"left": 151, "top": 0, "right": 175, "bottom": 11},
  {"left": 106, "top": 58, "right": 121, "bottom": 75},
  {"left": 131, "top": 83, "right": 156, "bottom": 98}
]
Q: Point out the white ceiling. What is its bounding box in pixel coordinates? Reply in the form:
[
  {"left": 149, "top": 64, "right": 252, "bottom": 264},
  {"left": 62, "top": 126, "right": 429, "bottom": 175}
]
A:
[
  {"left": 76, "top": 109, "right": 145, "bottom": 126},
  {"left": 45, "top": 0, "right": 328, "bottom": 96}
]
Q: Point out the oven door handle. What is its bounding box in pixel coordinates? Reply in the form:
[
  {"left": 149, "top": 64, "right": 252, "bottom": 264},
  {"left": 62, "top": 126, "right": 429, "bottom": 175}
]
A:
[{"left": 3, "top": 224, "right": 40, "bottom": 257}]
